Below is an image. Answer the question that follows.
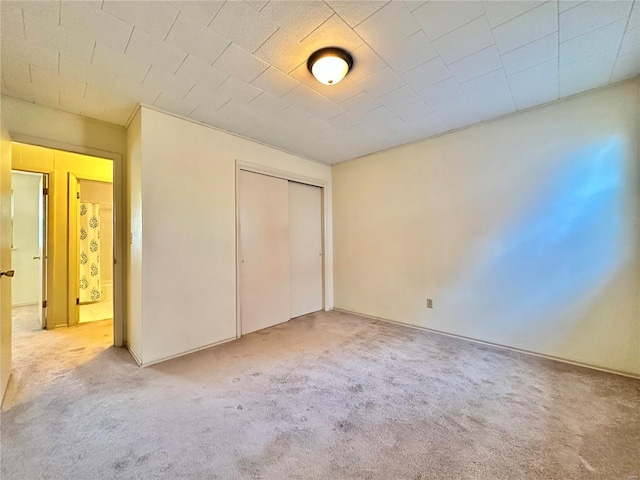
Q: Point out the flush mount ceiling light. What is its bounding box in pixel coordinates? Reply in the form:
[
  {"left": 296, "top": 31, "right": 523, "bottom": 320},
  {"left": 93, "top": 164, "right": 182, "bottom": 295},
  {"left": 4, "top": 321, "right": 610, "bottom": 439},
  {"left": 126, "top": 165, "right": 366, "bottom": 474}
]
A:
[{"left": 307, "top": 47, "right": 353, "bottom": 86}]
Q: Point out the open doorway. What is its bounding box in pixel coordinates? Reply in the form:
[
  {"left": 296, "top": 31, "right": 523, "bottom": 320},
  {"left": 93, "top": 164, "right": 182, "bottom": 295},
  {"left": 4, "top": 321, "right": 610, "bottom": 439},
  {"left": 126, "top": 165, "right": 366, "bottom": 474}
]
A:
[
  {"left": 73, "top": 179, "right": 114, "bottom": 325},
  {"left": 11, "top": 171, "right": 47, "bottom": 333}
]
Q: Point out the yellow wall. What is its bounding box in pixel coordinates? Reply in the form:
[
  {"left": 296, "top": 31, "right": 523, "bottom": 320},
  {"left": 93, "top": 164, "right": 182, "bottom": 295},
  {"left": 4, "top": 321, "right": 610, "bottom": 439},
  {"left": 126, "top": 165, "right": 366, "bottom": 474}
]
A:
[{"left": 11, "top": 142, "right": 112, "bottom": 328}]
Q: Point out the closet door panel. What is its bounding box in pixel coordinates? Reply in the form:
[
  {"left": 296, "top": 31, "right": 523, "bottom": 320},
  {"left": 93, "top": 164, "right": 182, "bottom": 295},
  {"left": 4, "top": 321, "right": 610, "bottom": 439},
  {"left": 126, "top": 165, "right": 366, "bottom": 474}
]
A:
[
  {"left": 289, "top": 181, "right": 323, "bottom": 318},
  {"left": 239, "top": 171, "right": 290, "bottom": 335}
]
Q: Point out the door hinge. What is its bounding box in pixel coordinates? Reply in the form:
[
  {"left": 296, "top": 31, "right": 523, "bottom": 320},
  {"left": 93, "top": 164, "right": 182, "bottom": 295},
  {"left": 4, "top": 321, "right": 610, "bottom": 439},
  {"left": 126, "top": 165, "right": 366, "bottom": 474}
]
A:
[
  {"left": 76, "top": 192, "right": 80, "bottom": 199},
  {"left": 76, "top": 298, "right": 79, "bottom": 305},
  {"left": 43, "top": 187, "right": 48, "bottom": 195},
  {"left": 42, "top": 300, "right": 47, "bottom": 308}
]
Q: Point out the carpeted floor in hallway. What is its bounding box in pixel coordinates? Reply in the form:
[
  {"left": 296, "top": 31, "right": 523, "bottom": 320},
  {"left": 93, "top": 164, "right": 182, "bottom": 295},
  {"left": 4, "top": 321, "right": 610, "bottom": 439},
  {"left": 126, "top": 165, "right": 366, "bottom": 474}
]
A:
[{"left": 1, "top": 310, "right": 639, "bottom": 479}]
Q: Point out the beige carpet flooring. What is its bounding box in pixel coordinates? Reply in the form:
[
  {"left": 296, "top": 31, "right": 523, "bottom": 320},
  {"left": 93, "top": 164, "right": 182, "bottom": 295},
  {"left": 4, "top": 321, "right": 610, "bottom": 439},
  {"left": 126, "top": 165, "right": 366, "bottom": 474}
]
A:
[{"left": 1, "top": 310, "right": 639, "bottom": 479}]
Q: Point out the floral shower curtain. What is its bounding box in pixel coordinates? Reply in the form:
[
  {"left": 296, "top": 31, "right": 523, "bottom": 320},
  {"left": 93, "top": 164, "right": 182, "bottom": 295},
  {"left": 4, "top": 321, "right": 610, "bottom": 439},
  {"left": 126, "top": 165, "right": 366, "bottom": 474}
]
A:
[{"left": 79, "top": 202, "right": 101, "bottom": 303}]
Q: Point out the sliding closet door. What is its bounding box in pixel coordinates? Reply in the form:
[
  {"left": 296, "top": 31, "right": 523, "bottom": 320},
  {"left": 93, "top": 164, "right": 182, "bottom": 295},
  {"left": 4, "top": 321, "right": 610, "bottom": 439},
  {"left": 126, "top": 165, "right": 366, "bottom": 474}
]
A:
[
  {"left": 288, "top": 181, "right": 323, "bottom": 318},
  {"left": 239, "top": 171, "right": 290, "bottom": 335}
]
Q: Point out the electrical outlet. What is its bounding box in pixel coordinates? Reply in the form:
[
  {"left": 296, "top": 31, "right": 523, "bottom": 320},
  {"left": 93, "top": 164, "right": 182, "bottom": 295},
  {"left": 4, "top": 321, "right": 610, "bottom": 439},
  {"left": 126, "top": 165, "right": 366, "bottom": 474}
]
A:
[{"left": 427, "top": 299, "right": 433, "bottom": 309}]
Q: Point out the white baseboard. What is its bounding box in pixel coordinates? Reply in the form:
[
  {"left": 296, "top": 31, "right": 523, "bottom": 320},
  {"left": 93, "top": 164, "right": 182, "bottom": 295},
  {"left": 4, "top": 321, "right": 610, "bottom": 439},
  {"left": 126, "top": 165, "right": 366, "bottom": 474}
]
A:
[
  {"left": 332, "top": 308, "right": 640, "bottom": 380},
  {"left": 126, "top": 343, "right": 143, "bottom": 366},
  {"left": 130, "top": 337, "right": 237, "bottom": 368}
]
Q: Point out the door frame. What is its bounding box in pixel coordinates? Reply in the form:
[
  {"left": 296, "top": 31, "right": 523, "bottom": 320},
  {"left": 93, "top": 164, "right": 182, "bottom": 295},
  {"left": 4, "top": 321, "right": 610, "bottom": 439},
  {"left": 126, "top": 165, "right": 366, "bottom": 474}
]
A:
[
  {"left": 235, "top": 159, "right": 328, "bottom": 339},
  {"left": 8, "top": 134, "right": 125, "bottom": 347}
]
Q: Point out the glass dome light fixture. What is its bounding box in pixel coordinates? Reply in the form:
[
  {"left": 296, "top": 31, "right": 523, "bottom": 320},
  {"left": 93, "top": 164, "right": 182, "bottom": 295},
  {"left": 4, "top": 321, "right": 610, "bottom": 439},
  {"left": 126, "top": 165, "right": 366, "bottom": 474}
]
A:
[{"left": 307, "top": 47, "right": 354, "bottom": 86}]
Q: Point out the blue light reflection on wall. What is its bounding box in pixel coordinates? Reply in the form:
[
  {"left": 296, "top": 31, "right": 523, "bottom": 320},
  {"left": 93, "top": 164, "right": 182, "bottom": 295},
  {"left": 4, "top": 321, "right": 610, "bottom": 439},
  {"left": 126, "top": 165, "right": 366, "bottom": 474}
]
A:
[{"left": 447, "top": 138, "right": 627, "bottom": 332}]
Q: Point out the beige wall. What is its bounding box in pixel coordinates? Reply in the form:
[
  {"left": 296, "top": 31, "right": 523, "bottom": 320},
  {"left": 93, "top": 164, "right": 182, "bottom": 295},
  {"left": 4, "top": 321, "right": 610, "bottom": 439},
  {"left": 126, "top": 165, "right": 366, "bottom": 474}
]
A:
[
  {"left": 333, "top": 79, "right": 640, "bottom": 376},
  {"left": 128, "top": 107, "right": 332, "bottom": 365},
  {"left": 126, "top": 109, "right": 142, "bottom": 362}
]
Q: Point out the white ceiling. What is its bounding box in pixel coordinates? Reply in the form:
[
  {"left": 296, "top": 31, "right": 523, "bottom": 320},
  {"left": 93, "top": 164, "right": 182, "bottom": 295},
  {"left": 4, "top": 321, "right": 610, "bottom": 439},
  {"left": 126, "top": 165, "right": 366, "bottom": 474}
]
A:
[{"left": 1, "top": 0, "right": 638, "bottom": 164}]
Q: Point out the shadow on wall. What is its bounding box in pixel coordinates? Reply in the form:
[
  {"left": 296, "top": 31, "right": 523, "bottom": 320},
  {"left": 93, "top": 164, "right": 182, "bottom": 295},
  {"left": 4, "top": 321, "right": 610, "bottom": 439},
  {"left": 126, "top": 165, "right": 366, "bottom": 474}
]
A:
[{"left": 440, "top": 138, "right": 629, "bottom": 342}]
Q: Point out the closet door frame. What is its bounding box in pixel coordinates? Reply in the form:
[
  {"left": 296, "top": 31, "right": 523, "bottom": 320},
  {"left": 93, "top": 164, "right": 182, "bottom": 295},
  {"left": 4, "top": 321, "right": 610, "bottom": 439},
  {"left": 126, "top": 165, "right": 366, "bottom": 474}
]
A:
[{"left": 235, "top": 160, "right": 327, "bottom": 339}]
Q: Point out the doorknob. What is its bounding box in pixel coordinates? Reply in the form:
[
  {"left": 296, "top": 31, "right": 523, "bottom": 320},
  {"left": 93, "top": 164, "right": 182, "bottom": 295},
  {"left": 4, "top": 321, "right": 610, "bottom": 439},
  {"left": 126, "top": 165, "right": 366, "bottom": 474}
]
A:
[
  {"left": 0, "top": 270, "right": 15, "bottom": 277},
  {"left": 33, "top": 256, "right": 41, "bottom": 260}
]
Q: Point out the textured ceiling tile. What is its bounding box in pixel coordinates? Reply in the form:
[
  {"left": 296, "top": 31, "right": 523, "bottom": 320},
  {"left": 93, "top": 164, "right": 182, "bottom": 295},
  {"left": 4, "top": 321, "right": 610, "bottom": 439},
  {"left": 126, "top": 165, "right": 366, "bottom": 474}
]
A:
[
  {"left": 482, "top": 1, "right": 546, "bottom": 29},
  {"left": 0, "top": 34, "right": 59, "bottom": 71},
  {"left": 329, "top": 110, "right": 366, "bottom": 129},
  {"left": 560, "top": 18, "right": 627, "bottom": 65},
  {"left": 301, "top": 14, "right": 364, "bottom": 55},
  {"left": 610, "top": 51, "right": 640, "bottom": 82},
  {"left": 325, "top": 0, "right": 389, "bottom": 28},
  {"left": 184, "top": 84, "right": 229, "bottom": 112},
  {"left": 253, "top": 28, "right": 307, "bottom": 73},
  {"left": 559, "top": 1, "right": 586, "bottom": 14},
  {"left": 208, "top": 1, "right": 278, "bottom": 53},
  {"left": 274, "top": 105, "right": 313, "bottom": 125},
  {"left": 125, "top": 27, "right": 186, "bottom": 72},
  {"left": 214, "top": 76, "right": 263, "bottom": 105},
  {"left": 1, "top": 3, "right": 25, "bottom": 39},
  {"left": 507, "top": 58, "right": 558, "bottom": 92},
  {"left": 467, "top": 88, "right": 516, "bottom": 120},
  {"left": 339, "top": 91, "right": 382, "bottom": 115},
  {"left": 260, "top": 1, "right": 333, "bottom": 41},
  {"left": 417, "top": 77, "right": 462, "bottom": 105},
  {"left": 448, "top": 46, "right": 502, "bottom": 83},
  {"left": 165, "top": 12, "right": 230, "bottom": 65},
  {"left": 378, "top": 31, "right": 438, "bottom": 74},
  {"left": 512, "top": 82, "right": 558, "bottom": 110},
  {"left": 190, "top": 103, "right": 229, "bottom": 126},
  {"left": 414, "top": 1, "right": 484, "bottom": 41},
  {"left": 405, "top": 1, "right": 428, "bottom": 13},
  {"left": 31, "top": 64, "right": 88, "bottom": 96},
  {"left": 214, "top": 43, "right": 269, "bottom": 83},
  {"left": 559, "top": 50, "right": 617, "bottom": 95},
  {"left": 143, "top": 65, "right": 194, "bottom": 99},
  {"left": 629, "top": 0, "right": 640, "bottom": 28},
  {"left": 393, "top": 100, "right": 433, "bottom": 123},
  {"left": 560, "top": 0, "right": 633, "bottom": 41},
  {"left": 23, "top": 9, "right": 95, "bottom": 63},
  {"left": 2, "top": 81, "right": 35, "bottom": 103},
  {"left": 153, "top": 92, "right": 199, "bottom": 117},
  {"left": 33, "top": 83, "right": 61, "bottom": 109},
  {"left": 175, "top": 55, "right": 228, "bottom": 90},
  {"left": 167, "top": 1, "right": 225, "bottom": 27},
  {"left": 92, "top": 43, "right": 151, "bottom": 84},
  {"left": 60, "top": 1, "right": 133, "bottom": 52},
  {"left": 492, "top": 1, "right": 558, "bottom": 55},
  {"left": 111, "top": 75, "right": 161, "bottom": 105},
  {"left": 377, "top": 85, "right": 421, "bottom": 111},
  {"left": 247, "top": 91, "right": 289, "bottom": 114},
  {"left": 59, "top": 54, "right": 116, "bottom": 90},
  {"left": 402, "top": 57, "right": 452, "bottom": 90},
  {"left": 433, "top": 16, "right": 494, "bottom": 64},
  {"left": 84, "top": 84, "right": 113, "bottom": 105},
  {"left": 459, "top": 68, "right": 509, "bottom": 98},
  {"left": 7, "top": 0, "right": 60, "bottom": 23},
  {"left": 281, "top": 84, "right": 325, "bottom": 110},
  {"left": 102, "top": 1, "right": 179, "bottom": 39},
  {"left": 357, "top": 67, "right": 405, "bottom": 98},
  {"left": 499, "top": 32, "right": 558, "bottom": 75},
  {"left": 619, "top": 26, "right": 639, "bottom": 57},
  {"left": 1, "top": 56, "right": 31, "bottom": 89},
  {"left": 354, "top": 1, "right": 421, "bottom": 51},
  {"left": 305, "top": 98, "right": 346, "bottom": 120},
  {"left": 251, "top": 66, "right": 300, "bottom": 98}
]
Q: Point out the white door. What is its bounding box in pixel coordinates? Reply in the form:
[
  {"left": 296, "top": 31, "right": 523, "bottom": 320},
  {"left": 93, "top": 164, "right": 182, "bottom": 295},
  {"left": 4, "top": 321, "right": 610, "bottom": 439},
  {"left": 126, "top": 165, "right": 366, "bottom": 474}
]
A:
[
  {"left": 10, "top": 172, "right": 42, "bottom": 309},
  {"left": 239, "top": 171, "right": 290, "bottom": 335},
  {"left": 288, "top": 181, "right": 323, "bottom": 318},
  {"left": 1, "top": 129, "right": 13, "bottom": 401}
]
